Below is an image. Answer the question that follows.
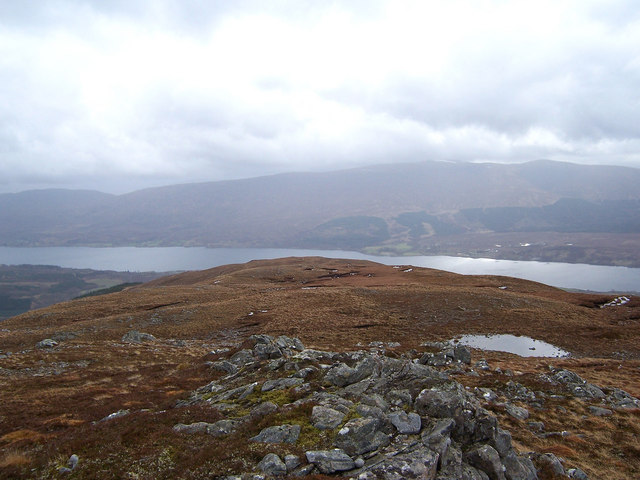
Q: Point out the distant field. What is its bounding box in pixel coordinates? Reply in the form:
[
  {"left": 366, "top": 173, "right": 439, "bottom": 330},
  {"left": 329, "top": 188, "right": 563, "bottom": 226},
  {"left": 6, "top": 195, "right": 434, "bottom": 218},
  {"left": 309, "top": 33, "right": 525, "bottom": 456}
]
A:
[{"left": 0, "top": 265, "right": 166, "bottom": 320}]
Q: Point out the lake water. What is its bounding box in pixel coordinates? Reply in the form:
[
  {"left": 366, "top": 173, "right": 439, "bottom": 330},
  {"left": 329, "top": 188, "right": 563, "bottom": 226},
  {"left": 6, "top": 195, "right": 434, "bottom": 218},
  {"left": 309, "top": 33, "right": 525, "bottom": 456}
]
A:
[
  {"left": 0, "top": 246, "right": 639, "bottom": 293},
  {"left": 454, "top": 334, "right": 570, "bottom": 357}
]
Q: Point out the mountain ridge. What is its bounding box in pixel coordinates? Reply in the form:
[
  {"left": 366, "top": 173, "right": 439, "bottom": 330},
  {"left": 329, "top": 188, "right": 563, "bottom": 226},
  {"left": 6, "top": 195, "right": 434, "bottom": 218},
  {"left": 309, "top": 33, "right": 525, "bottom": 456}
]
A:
[{"left": 1, "top": 160, "right": 640, "bottom": 265}]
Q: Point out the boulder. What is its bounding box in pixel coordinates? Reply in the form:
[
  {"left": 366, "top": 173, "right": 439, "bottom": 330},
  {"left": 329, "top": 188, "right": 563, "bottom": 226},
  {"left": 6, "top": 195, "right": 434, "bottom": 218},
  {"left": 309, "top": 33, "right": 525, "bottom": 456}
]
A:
[
  {"left": 334, "top": 417, "right": 390, "bottom": 456},
  {"left": 275, "top": 335, "right": 305, "bottom": 351},
  {"left": 588, "top": 406, "right": 613, "bottom": 416},
  {"left": 502, "top": 452, "right": 537, "bottom": 480},
  {"left": 121, "top": 330, "right": 156, "bottom": 343},
  {"left": 36, "top": 338, "right": 58, "bottom": 349},
  {"left": 229, "top": 349, "right": 254, "bottom": 366},
  {"left": 306, "top": 449, "right": 355, "bottom": 474},
  {"left": 325, "top": 357, "right": 375, "bottom": 387},
  {"left": 388, "top": 410, "right": 421, "bottom": 434},
  {"left": 206, "top": 419, "right": 239, "bottom": 436},
  {"left": 567, "top": 467, "right": 589, "bottom": 479},
  {"left": 363, "top": 446, "right": 439, "bottom": 480},
  {"left": 257, "top": 453, "right": 287, "bottom": 476},
  {"left": 505, "top": 404, "right": 529, "bottom": 420},
  {"left": 250, "top": 424, "right": 301, "bottom": 444},
  {"left": 454, "top": 344, "right": 472, "bottom": 364},
  {"left": 415, "top": 386, "right": 466, "bottom": 418},
  {"left": 464, "top": 444, "right": 506, "bottom": 480},
  {"left": 173, "top": 422, "right": 210, "bottom": 434},
  {"left": 253, "top": 342, "right": 283, "bottom": 360},
  {"left": 284, "top": 454, "right": 301, "bottom": 471},
  {"left": 311, "top": 405, "right": 345, "bottom": 430},
  {"left": 261, "top": 377, "right": 303, "bottom": 392}
]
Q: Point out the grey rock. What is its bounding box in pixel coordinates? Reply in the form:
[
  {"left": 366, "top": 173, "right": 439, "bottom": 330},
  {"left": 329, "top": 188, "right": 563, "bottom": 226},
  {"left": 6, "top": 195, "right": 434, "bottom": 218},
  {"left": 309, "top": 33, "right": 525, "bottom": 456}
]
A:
[
  {"left": 262, "top": 377, "right": 303, "bottom": 392},
  {"left": 284, "top": 454, "right": 301, "bottom": 471},
  {"left": 490, "top": 428, "right": 512, "bottom": 457},
  {"left": 527, "top": 421, "right": 545, "bottom": 432},
  {"left": 387, "top": 389, "right": 413, "bottom": 407},
  {"left": 505, "top": 404, "right": 529, "bottom": 420},
  {"left": 388, "top": 410, "right": 421, "bottom": 434},
  {"left": 588, "top": 406, "right": 613, "bottom": 416},
  {"left": 567, "top": 467, "right": 589, "bottom": 479},
  {"left": 354, "top": 457, "right": 365, "bottom": 468},
  {"left": 250, "top": 424, "right": 301, "bottom": 444},
  {"left": 454, "top": 344, "right": 472, "bottom": 364},
  {"left": 311, "top": 405, "right": 345, "bottom": 429},
  {"left": 356, "top": 404, "right": 386, "bottom": 420},
  {"left": 250, "top": 401, "right": 278, "bottom": 418},
  {"left": 553, "top": 369, "right": 583, "bottom": 384},
  {"left": 476, "top": 387, "right": 498, "bottom": 403},
  {"left": 212, "top": 382, "right": 258, "bottom": 402},
  {"left": 475, "top": 359, "right": 491, "bottom": 371},
  {"left": 361, "top": 393, "right": 389, "bottom": 411},
  {"left": 464, "top": 444, "right": 506, "bottom": 480},
  {"left": 427, "top": 351, "right": 452, "bottom": 367},
  {"left": 502, "top": 452, "right": 537, "bottom": 480},
  {"left": 99, "top": 409, "right": 130, "bottom": 422},
  {"left": 258, "top": 453, "right": 287, "bottom": 476},
  {"left": 58, "top": 467, "right": 73, "bottom": 474},
  {"left": 206, "top": 419, "right": 239, "bottom": 436},
  {"left": 363, "top": 446, "right": 439, "bottom": 480},
  {"left": 230, "top": 349, "right": 254, "bottom": 366},
  {"left": 610, "top": 388, "right": 640, "bottom": 408},
  {"left": 268, "top": 358, "right": 286, "bottom": 370},
  {"left": 36, "top": 338, "right": 58, "bottom": 349},
  {"left": 275, "top": 335, "right": 305, "bottom": 351},
  {"left": 68, "top": 454, "right": 79, "bottom": 470},
  {"left": 325, "top": 356, "right": 375, "bottom": 387},
  {"left": 292, "top": 366, "right": 317, "bottom": 378},
  {"left": 334, "top": 417, "right": 390, "bottom": 456},
  {"left": 306, "top": 449, "right": 355, "bottom": 474},
  {"left": 291, "top": 464, "right": 315, "bottom": 476},
  {"left": 571, "top": 383, "right": 605, "bottom": 399},
  {"left": 415, "top": 386, "right": 466, "bottom": 418},
  {"left": 254, "top": 342, "right": 283, "bottom": 360},
  {"left": 211, "top": 360, "right": 239, "bottom": 374},
  {"left": 121, "top": 330, "right": 156, "bottom": 343},
  {"left": 173, "top": 422, "right": 210, "bottom": 434},
  {"left": 424, "top": 418, "right": 456, "bottom": 441},
  {"left": 529, "top": 452, "right": 565, "bottom": 476},
  {"left": 249, "top": 334, "right": 274, "bottom": 345},
  {"left": 310, "top": 392, "right": 354, "bottom": 414}
]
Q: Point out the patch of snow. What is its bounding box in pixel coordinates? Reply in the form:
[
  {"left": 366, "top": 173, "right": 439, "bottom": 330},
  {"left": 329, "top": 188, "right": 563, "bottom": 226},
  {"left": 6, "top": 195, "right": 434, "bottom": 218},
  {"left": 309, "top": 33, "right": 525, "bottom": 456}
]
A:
[
  {"left": 601, "top": 296, "right": 631, "bottom": 308},
  {"left": 403, "top": 268, "right": 413, "bottom": 273}
]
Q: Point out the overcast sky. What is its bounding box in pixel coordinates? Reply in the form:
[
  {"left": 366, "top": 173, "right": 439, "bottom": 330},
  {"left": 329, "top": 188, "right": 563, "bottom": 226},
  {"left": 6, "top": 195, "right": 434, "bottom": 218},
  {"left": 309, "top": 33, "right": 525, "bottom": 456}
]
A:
[{"left": 1, "top": 0, "right": 639, "bottom": 193}]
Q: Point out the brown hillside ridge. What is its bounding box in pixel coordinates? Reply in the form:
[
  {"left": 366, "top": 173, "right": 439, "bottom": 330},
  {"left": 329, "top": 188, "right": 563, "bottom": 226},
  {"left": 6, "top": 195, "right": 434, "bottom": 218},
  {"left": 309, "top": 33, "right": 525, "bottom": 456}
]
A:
[{"left": 0, "top": 257, "right": 638, "bottom": 479}]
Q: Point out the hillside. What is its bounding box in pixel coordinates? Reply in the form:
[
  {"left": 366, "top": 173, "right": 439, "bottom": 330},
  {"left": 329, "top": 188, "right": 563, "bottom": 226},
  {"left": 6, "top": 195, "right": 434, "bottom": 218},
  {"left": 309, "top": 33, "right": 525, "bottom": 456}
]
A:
[
  {"left": 0, "top": 257, "right": 638, "bottom": 479},
  {"left": 0, "top": 265, "right": 168, "bottom": 320},
  {"left": 1, "top": 160, "right": 640, "bottom": 265}
]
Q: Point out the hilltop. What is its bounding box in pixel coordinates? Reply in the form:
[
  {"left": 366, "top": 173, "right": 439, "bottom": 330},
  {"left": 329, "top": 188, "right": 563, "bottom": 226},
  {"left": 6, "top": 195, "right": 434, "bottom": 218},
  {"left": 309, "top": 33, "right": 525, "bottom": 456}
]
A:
[
  {"left": 0, "top": 257, "right": 638, "bottom": 479},
  {"left": 2, "top": 160, "right": 640, "bottom": 266}
]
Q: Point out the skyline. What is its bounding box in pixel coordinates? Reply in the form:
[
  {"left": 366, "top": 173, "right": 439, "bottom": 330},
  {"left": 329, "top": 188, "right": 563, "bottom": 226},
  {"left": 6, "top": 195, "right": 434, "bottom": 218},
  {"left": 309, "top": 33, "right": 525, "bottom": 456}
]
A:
[{"left": 1, "top": 0, "right": 639, "bottom": 194}]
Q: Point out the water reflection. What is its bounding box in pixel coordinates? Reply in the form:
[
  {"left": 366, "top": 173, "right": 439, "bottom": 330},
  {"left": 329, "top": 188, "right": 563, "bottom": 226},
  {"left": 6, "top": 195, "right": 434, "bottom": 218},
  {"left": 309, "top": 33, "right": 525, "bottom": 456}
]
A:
[{"left": 454, "top": 334, "right": 570, "bottom": 357}]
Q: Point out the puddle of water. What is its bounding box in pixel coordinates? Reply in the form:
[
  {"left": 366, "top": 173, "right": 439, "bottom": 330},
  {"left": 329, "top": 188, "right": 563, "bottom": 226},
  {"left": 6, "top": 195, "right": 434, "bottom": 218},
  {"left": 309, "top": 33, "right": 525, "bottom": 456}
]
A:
[{"left": 454, "top": 334, "right": 570, "bottom": 357}]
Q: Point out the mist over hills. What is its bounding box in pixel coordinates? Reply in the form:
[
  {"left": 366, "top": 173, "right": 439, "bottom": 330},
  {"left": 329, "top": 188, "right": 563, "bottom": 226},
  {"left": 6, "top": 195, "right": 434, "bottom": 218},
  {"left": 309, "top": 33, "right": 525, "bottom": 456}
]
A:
[{"left": 1, "top": 160, "right": 640, "bottom": 264}]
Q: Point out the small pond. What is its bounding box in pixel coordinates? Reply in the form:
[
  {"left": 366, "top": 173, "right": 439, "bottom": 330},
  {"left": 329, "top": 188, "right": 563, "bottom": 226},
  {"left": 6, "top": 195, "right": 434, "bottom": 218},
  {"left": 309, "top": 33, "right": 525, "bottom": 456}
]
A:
[{"left": 453, "top": 334, "right": 570, "bottom": 357}]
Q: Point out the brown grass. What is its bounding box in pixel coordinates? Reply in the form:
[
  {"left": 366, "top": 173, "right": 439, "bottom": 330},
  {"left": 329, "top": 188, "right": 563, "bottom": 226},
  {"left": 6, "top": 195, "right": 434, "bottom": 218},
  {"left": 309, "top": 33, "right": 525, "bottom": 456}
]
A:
[{"left": 1, "top": 257, "right": 639, "bottom": 479}]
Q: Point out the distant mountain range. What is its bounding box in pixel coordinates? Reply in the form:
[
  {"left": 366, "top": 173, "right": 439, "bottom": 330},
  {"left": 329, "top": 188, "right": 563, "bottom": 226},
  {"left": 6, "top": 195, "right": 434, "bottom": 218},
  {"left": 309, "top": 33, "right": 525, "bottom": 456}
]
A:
[{"left": 1, "top": 160, "right": 640, "bottom": 265}]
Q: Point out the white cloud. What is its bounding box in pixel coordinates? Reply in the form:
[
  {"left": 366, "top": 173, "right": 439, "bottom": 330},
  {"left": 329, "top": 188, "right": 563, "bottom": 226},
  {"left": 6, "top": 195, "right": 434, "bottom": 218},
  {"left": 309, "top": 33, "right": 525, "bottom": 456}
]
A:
[{"left": 0, "top": 0, "right": 639, "bottom": 193}]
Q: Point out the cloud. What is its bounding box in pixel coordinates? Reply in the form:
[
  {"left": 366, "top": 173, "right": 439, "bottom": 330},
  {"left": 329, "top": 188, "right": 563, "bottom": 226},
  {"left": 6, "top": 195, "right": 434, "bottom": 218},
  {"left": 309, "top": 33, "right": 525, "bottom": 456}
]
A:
[{"left": 0, "top": 0, "right": 639, "bottom": 193}]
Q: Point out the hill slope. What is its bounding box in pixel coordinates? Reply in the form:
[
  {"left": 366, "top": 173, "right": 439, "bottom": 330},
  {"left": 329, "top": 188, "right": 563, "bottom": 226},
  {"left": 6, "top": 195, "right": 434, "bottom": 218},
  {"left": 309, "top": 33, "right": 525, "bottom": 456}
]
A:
[
  {"left": 1, "top": 160, "right": 640, "bottom": 265},
  {"left": 0, "top": 257, "right": 639, "bottom": 478}
]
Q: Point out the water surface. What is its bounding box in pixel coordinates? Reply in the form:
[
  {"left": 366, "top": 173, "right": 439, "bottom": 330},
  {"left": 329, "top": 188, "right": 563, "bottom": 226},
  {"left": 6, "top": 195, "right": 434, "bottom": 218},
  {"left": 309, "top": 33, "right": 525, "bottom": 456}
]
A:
[
  {"left": 0, "top": 246, "right": 638, "bottom": 292},
  {"left": 455, "top": 334, "right": 570, "bottom": 357}
]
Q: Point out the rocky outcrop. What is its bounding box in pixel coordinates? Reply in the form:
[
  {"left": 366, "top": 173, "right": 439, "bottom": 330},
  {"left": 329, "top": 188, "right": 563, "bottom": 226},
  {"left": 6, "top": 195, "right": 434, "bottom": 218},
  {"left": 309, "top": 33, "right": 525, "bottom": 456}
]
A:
[{"left": 173, "top": 334, "right": 601, "bottom": 479}]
